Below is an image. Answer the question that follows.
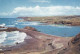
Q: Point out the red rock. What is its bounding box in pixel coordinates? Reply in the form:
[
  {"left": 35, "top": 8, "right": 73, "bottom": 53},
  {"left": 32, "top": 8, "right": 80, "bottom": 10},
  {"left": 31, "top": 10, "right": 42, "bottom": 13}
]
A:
[
  {"left": 6, "top": 27, "right": 19, "bottom": 32},
  {"left": 24, "top": 26, "right": 37, "bottom": 31},
  {"left": 0, "top": 26, "right": 5, "bottom": 28},
  {"left": 0, "top": 27, "right": 19, "bottom": 32}
]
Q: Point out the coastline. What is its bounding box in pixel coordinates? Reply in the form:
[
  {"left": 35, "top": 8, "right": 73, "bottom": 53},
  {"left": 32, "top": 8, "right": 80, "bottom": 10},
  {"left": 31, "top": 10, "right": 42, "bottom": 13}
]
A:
[
  {"left": 18, "top": 16, "right": 80, "bottom": 26},
  {"left": 0, "top": 17, "right": 80, "bottom": 54},
  {"left": 0, "top": 27, "right": 72, "bottom": 54}
]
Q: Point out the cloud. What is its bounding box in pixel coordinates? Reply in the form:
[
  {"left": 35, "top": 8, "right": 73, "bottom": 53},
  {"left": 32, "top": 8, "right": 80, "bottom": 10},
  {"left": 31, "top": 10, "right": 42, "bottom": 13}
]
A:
[
  {"left": 0, "top": 6, "right": 80, "bottom": 17},
  {"left": 31, "top": 0, "right": 50, "bottom": 3}
]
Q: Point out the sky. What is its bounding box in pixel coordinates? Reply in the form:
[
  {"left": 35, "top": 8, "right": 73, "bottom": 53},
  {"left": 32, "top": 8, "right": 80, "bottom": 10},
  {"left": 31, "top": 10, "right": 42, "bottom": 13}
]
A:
[{"left": 0, "top": 0, "right": 80, "bottom": 17}]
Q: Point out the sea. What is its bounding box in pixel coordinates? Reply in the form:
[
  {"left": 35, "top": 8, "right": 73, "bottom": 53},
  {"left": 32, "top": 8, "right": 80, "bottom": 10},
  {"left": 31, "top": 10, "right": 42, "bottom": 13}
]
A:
[
  {"left": 0, "top": 18, "right": 80, "bottom": 45},
  {"left": 0, "top": 18, "right": 80, "bottom": 37}
]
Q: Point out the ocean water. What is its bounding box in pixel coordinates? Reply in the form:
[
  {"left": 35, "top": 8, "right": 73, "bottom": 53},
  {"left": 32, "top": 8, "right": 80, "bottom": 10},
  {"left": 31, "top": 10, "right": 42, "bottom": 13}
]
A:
[
  {"left": 0, "top": 31, "right": 27, "bottom": 45},
  {"left": 0, "top": 18, "right": 80, "bottom": 37},
  {"left": 0, "top": 18, "right": 80, "bottom": 45}
]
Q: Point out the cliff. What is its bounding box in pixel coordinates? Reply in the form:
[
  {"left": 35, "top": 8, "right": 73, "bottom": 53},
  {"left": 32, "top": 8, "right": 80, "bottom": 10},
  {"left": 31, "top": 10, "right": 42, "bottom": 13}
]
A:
[
  {"left": 57, "top": 33, "right": 80, "bottom": 54},
  {"left": 69, "top": 33, "right": 80, "bottom": 54}
]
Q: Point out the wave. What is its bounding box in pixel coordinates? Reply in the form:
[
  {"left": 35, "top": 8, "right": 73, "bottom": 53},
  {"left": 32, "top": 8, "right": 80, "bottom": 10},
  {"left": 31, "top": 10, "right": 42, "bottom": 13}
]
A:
[
  {"left": 6, "top": 25, "right": 15, "bottom": 27},
  {"left": 0, "top": 23, "right": 6, "bottom": 27},
  {"left": 57, "top": 26, "right": 72, "bottom": 28},
  {"left": 15, "top": 23, "right": 18, "bottom": 25},
  {"left": 0, "top": 31, "right": 28, "bottom": 45},
  {"left": 51, "top": 25, "right": 72, "bottom": 28},
  {"left": 0, "top": 31, "right": 7, "bottom": 43},
  {"left": 7, "top": 31, "right": 26, "bottom": 43},
  {"left": 20, "top": 22, "right": 40, "bottom": 25}
]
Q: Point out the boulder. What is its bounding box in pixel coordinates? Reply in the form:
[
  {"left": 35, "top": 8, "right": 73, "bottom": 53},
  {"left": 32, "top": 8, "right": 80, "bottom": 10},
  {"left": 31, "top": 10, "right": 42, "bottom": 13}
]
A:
[
  {"left": 69, "top": 33, "right": 80, "bottom": 54},
  {"left": 71, "top": 33, "right": 80, "bottom": 44},
  {"left": 0, "top": 26, "right": 5, "bottom": 28},
  {"left": 58, "top": 33, "right": 80, "bottom": 54},
  {"left": 6, "top": 27, "right": 19, "bottom": 32},
  {"left": 24, "top": 26, "right": 37, "bottom": 31},
  {"left": 0, "top": 27, "right": 19, "bottom": 32}
]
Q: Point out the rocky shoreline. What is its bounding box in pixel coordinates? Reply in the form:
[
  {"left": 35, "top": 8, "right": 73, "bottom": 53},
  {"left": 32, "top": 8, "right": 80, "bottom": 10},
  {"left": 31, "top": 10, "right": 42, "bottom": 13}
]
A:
[
  {"left": 18, "top": 16, "right": 80, "bottom": 26},
  {"left": 0, "top": 26, "right": 80, "bottom": 54}
]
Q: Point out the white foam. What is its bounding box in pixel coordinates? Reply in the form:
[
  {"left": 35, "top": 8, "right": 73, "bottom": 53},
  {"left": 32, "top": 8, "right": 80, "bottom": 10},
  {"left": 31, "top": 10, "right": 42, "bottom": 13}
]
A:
[
  {"left": 57, "top": 26, "right": 72, "bottom": 28},
  {"left": 51, "top": 25, "right": 72, "bottom": 28},
  {"left": 7, "top": 25, "right": 15, "bottom": 27},
  {"left": 0, "top": 23, "right": 5, "bottom": 27},
  {"left": 30, "top": 22, "right": 39, "bottom": 25},
  {"left": 15, "top": 23, "right": 18, "bottom": 24},
  {"left": 0, "top": 31, "right": 7, "bottom": 43},
  {"left": 0, "top": 31, "right": 30, "bottom": 45},
  {"left": 7, "top": 31, "right": 27, "bottom": 43},
  {"left": 21, "top": 22, "right": 40, "bottom": 25}
]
